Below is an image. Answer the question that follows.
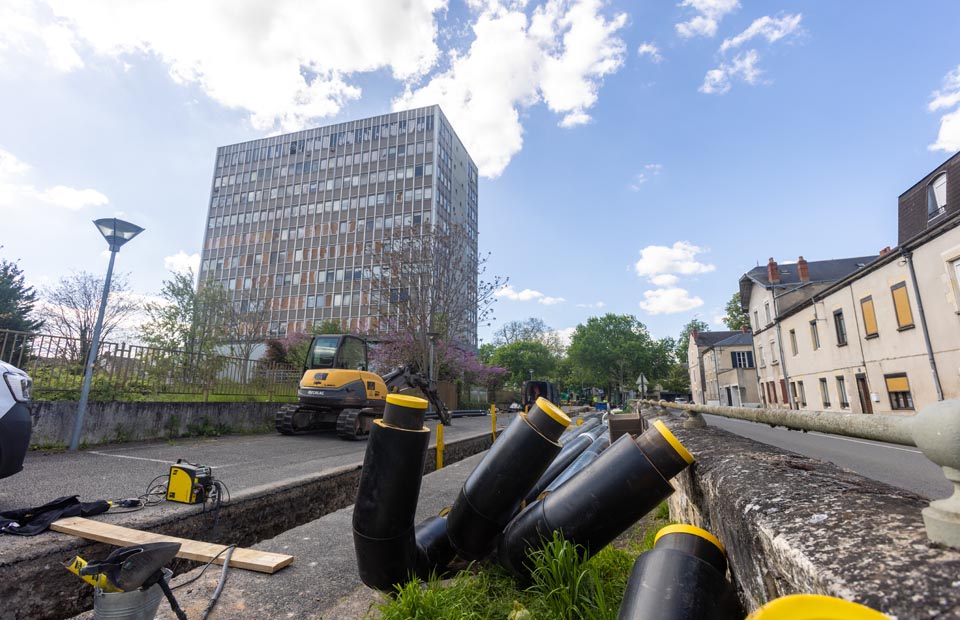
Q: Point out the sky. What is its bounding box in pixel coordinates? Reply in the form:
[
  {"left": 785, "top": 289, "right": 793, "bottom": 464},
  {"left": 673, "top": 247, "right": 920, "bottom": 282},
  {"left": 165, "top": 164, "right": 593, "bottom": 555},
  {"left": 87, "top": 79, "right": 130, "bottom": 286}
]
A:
[{"left": 1, "top": 0, "right": 958, "bottom": 348}]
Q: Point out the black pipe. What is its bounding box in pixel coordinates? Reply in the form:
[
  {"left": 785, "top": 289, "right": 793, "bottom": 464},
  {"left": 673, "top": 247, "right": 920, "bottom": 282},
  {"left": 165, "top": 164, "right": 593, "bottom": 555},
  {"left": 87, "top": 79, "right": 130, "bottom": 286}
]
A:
[
  {"left": 618, "top": 525, "right": 741, "bottom": 620},
  {"left": 352, "top": 394, "right": 432, "bottom": 591},
  {"left": 414, "top": 513, "right": 455, "bottom": 580},
  {"left": 499, "top": 420, "right": 694, "bottom": 576},
  {"left": 446, "top": 397, "right": 571, "bottom": 560},
  {"left": 541, "top": 432, "right": 610, "bottom": 495},
  {"left": 523, "top": 432, "right": 595, "bottom": 504},
  {"left": 559, "top": 417, "right": 600, "bottom": 445}
]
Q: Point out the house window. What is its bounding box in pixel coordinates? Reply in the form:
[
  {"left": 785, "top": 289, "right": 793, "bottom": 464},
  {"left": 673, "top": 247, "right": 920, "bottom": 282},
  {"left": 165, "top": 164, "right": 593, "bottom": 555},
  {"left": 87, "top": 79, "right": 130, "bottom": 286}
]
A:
[
  {"left": 764, "top": 302, "right": 772, "bottom": 325},
  {"left": 890, "top": 282, "right": 914, "bottom": 330},
  {"left": 885, "top": 374, "right": 914, "bottom": 410},
  {"left": 754, "top": 310, "right": 760, "bottom": 330},
  {"left": 769, "top": 339, "right": 778, "bottom": 363},
  {"left": 789, "top": 329, "right": 798, "bottom": 356},
  {"left": 790, "top": 381, "right": 798, "bottom": 404},
  {"left": 928, "top": 172, "right": 947, "bottom": 219},
  {"left": 731, "top": 351, "right": 754, "bottom": 368},
  {"left": 797, "top": 381, "right": 806, "bottom": 407},
  {"left": 819, "top": 378, "right": 830, "bottom": 408},
  {"left": 837, "top": 376, "right": 849, "bottom": 409},
  {"left": 810, "top": 320, "right": 820, "bottom": 350},
  {"left": 860, "top": 296, "right": 878, "bottom": 338},
  {"left": 833, "top": 310, "right": 847, "bottom": 346},
  {"left": 758, "top": 345, "right": 765, "bottom": 367}
]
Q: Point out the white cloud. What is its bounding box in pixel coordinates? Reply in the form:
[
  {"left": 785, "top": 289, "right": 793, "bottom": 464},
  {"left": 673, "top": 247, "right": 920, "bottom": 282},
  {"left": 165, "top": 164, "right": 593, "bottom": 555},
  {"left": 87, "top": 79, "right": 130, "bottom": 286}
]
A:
[
  {"left": 639, "top": 288, "right": 704, "bottom": 314},
  {"left": 576, "top": 301, "right": 605, "bottom": 309},
  {"left": 2, "top": 0, "right": 447, "bottom": 132},
  {"left": 551, "top": 326, "right": 576, "bottom": 347},
  {"left": 719, "top": 14, "right": 802, "bottom": 52},
  {"left": 650, "top": 274, "right": 679, "bottom": 286},
  {"left": 928, "top": 65, "right": 960, "bottom": 152},
  {"left": 637, "top": 41, "right": 663, "bottom": 63},
  {"left": 495, "top": 284, "right": 565, "bottom": 305},
  {"left": 634, "top": 241, "right": 715, "bottom": 279},
  {"left": 164, "top": 251, "right": 200, "bottom": 275},
  {"left": 700, "top": 49, "right": 760, "bottom": 95},
  {"left": 628, "top": 163, "right": 663, "bottom": 190},
  {"left": 711, "top": 311, "right": 726, "bottom": 326},
  {"left": 0, "top": 146, "right": 108, "bottom": 210},
  {"left": 675, "top": 0, "right": 739, "bottom": 39},
  {"left": 395, "top": 0, "right": 628, "bottom": 177}
]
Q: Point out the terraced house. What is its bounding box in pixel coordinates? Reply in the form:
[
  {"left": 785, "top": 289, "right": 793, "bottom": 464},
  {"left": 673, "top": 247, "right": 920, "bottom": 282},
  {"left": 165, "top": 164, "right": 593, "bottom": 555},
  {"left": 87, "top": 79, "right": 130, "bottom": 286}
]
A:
[{"left": 740, "top": 151, "right": 960, "bottom": 414}]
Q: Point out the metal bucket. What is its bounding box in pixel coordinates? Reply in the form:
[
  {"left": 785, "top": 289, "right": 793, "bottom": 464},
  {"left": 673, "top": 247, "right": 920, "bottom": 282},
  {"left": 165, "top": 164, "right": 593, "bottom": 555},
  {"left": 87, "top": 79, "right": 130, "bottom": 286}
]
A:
[{"left": 93, "top": 568, "right": 171, "bottom": 620}]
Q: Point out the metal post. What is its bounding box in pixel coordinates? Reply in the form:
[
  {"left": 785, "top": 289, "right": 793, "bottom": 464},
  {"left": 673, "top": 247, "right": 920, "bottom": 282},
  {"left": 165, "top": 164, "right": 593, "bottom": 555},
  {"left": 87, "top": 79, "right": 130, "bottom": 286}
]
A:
[
  {"left": 436, "top": 422, "right": 444, "bottom": 470},
  {"left": 70, "top": 249, "right": 117, "bottom": 451},
  {"left": 490, "top": 403, "right": 497, "bottom": 441}
]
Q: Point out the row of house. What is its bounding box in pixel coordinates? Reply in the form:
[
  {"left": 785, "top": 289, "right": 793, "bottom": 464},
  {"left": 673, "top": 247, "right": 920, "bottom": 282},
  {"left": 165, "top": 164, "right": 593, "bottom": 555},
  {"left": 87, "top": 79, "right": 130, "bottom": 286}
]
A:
[{"left": 689, "top": 151, "right": 960, "bottom": 415}]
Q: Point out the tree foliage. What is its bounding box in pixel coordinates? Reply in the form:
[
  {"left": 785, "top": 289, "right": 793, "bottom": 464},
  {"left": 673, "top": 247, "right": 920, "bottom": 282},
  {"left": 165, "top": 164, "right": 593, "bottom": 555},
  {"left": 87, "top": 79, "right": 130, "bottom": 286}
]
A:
[
  {"left": 141, "top": 270, "right": 230, "bottom": 356},
  {"left": 566, "top": 313, "right": 673, "bottom": 403},
  {"left": 722, "top": 292, "right": 749, "bottom": 331},
  {"left": 0, "top": 253, "right": 43, "bottom": 334},
  {"left": 42, "top": 271, "right": 137, "bottom": 362},
  {"left": 489, "top": 340, "right": 558, "bottom": 388},
  {"left": 676, "top": 318, "right": 709, "bottom": 364}
]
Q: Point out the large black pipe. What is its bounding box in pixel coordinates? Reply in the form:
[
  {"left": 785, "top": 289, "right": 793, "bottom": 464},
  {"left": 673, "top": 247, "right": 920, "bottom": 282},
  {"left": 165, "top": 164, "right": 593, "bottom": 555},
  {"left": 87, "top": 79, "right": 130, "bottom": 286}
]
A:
[
  {"left": 499, "top": 420, "right": 694, "bottom": 576},
  {"left": 446, "top": 397, "right": 571, "bottom": 560},
  {"left": 559, "top": 417, "right": 600, "bottom": 445},
  {"left": 541, "top": 432, "right": 610, "bottom": 495},
  {"left": 618, "top": 525, "right": 741, "bottom": 620},
  {"left": 352, "top": 394, "right": 432, "bottom": 591},
  {"left": 523, "top": 431, "right": 595, "bottom": 504}
]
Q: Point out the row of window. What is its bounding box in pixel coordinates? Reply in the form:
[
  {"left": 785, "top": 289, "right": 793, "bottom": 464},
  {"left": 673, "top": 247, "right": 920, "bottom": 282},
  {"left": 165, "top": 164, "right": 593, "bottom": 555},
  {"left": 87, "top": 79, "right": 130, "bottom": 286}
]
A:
[
  {"left": 765, "top": 373, "right": 914, "bottom": 411},
  {"left": 208, "top": 198, "right": 432, "bottom": 230},
  {"left": 214, "top": 157, "right": 435, "bottom": 192}
]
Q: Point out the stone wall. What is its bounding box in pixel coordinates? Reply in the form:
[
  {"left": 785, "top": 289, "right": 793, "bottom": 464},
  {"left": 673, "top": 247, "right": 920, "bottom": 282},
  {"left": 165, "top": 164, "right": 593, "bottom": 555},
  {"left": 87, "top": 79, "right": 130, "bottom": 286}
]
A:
[{"left": 658, "top": 416, "right": 960, "bottom": 617}]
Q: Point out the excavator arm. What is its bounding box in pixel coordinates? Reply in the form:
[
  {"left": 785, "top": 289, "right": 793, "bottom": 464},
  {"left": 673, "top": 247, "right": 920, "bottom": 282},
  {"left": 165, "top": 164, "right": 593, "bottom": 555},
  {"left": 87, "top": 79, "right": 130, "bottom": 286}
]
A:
[{"left": 382, "top": 365, "right": 452, "bottom": 426}]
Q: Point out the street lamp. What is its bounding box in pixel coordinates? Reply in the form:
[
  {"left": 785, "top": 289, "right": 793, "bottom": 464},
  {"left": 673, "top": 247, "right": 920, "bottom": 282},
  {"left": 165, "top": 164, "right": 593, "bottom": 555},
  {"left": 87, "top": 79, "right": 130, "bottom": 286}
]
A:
[
  {"left": 69, "top": 218, "right": 144, "bottom": 451},
  {"left": 529, "top": 369, "right": 534, "bottom": 380}
]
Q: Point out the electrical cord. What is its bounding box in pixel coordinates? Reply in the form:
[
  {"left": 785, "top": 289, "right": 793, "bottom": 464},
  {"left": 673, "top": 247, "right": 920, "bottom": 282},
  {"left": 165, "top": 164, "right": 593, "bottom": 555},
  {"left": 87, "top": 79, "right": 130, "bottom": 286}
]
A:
[
  {"left": 172, "top": 544, "right": 237, "bottom": 591},
  {"left": 201, "top": 545, "right": 235, "bottom": 620}
]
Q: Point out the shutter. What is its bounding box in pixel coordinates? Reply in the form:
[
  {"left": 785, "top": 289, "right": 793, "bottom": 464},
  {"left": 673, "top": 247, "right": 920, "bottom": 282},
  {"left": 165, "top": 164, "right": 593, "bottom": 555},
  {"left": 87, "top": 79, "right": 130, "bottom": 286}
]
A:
[
  {"left": 731, "top": 352, "right": 738, "bottom": 368},
  {"left": 860, "top": 297, "right": 878, "bottom": 336},
  {"left": 885, "top": 375, "right": 910, "bottom": 393},
  {"left": 891, "top": 284, "right": 914, "bottom": 328}
]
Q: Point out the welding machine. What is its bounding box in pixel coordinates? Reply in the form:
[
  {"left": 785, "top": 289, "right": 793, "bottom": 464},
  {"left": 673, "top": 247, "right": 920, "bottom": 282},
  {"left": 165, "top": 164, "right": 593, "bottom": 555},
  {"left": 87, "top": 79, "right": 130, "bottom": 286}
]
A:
[{"left": 166, "top": 459, "right": 214, "bottom": 504}]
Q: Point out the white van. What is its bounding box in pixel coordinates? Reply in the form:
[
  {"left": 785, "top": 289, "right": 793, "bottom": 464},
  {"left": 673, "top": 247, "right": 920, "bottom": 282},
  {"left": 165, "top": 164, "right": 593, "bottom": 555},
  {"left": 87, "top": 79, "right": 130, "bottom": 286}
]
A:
[{"left": 0, "top": 361, "right": 33, "bottom": 479}]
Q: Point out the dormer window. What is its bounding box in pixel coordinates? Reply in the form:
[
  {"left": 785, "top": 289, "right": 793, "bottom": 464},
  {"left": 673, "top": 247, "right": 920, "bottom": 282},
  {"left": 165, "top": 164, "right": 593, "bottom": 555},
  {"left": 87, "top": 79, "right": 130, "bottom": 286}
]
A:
[{"left": 928, "top": 172, "right": 947, "bottom": 219}]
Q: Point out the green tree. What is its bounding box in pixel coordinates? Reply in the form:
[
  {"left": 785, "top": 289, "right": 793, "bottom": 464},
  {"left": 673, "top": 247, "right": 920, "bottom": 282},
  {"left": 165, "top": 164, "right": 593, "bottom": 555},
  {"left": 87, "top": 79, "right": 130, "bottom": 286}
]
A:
[
  {"left": 490, "top": 340, "right": 557, "bottom": 388},
  {"left": 0, "top": 254, "right": 43, "bottom": 333},
  {"left": 676, "top": 318, "right": 709, "bottom": 365},
  {"left": 722, "top": 292, "right": 749, "bottom": 331},
  {"left": 566, "top": 314, "right": 672, "bottom": 405}
]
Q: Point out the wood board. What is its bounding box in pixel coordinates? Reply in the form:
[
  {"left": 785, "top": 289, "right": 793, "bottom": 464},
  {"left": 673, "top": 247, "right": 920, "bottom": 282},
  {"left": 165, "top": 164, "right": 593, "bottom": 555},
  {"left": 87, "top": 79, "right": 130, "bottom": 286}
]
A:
[{"left": 50, "top": 517, "right": 294, "bottom": 574}]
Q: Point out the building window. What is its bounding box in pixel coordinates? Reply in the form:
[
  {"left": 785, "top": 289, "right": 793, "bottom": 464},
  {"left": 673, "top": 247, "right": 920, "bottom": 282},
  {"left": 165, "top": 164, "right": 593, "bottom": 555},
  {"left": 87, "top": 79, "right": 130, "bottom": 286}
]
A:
[
  {"left": 890, "top": 282, "right": 914, "bottom": 330},
  {"left": 810, "top": 320, "right": 820, "bottom": 350},
  {"left": 753, "top": 310, "right": 760, "bottom": 330},
  {"left": 860, "top": 296, "right": 878, "bottom": 338},
  {"left": 769, "top": 338, "right": 778, "bottom": 363},
  {"left": 833, "top": 310, "right": 847, "bottom": 346},
  {"left": 764, "top": 302, "right": 772, "bottom": 325},
  {"left": 836, "top": 376, "right": 849, "bottom": 409},
  {"left": 885, "top": 374, "right": 914, "bottom": 410},
  {"left": 927, "top": 172, "right": 947, "bottom": 219},
  {"left": 731, "top": 351, "right": 754, "bottom": 368},
  {"left": 797, "top": 381, "right": 806, "bottom": 407},
  {"left": 789, "top": 329, "right": 798, "bottom": 355},
  {"left": 819, "top": 378, "right": 830, "bottom": 408},
  {"left": 758, "top": 345, "right": 765, "bottom": 367}
]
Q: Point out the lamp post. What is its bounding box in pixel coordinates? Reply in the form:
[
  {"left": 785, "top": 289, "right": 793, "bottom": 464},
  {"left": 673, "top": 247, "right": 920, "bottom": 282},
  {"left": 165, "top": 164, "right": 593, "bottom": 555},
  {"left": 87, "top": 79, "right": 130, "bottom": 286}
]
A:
[
  {"left": 69, "top": 218, "right": 144, "bottom": 451},
  {"left": 529, "top": 369, "right": 534, "bottom": 381}
]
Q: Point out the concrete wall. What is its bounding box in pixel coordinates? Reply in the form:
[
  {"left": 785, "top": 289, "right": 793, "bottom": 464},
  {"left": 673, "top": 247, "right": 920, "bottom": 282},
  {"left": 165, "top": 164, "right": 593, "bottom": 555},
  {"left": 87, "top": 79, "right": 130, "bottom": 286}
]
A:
[
  {"left": 656, "top": 415, "right": 960, "bottom": 617},
  {"left": 28, "top": 401, "right": 279, "bottom": 447}
]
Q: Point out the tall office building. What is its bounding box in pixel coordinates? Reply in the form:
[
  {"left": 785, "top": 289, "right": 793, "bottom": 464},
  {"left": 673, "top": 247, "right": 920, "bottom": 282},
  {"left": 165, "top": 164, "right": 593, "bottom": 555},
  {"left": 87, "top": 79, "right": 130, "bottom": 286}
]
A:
[{"left": 198, "top": 105, "right": 479, "bottom": 347}]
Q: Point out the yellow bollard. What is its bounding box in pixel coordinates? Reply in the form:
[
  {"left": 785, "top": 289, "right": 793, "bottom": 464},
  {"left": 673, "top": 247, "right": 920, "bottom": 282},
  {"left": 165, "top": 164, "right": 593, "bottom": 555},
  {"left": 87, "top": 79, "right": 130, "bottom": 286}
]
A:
[
  {"left": 436, "top": 422, "right": 444, "bottom": 470},
  {"left": 490, "top": 404, "right": 498, "bottom": 441}
]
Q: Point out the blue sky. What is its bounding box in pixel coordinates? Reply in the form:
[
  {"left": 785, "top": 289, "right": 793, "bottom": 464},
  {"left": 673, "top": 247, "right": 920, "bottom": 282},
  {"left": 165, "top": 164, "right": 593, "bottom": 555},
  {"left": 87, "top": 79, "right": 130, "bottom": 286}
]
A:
[{"left": 1, "top": 0, "right": 958, "bottom": 347}]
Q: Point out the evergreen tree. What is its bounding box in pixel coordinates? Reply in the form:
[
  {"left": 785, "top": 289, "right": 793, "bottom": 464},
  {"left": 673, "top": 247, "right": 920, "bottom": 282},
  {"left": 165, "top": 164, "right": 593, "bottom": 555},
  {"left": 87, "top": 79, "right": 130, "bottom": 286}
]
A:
[{"left": 0, "top": 254, "right": 43, "bottom": 333}]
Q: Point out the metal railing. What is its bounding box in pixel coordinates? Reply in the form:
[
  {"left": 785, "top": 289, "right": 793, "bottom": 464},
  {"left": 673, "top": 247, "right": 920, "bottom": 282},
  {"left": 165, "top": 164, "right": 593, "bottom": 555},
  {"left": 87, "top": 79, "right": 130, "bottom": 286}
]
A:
[
  {"left": 638, "top": 398, "right": 960, "bottom": 549},
  {"left": 0, "top": 329, "right": 299, "bottom": 401}
]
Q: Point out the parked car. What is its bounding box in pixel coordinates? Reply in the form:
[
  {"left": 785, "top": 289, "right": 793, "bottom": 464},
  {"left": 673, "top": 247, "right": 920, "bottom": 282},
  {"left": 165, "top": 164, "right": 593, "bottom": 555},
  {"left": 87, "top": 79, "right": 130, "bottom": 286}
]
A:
[
  {"left": 0, "top": 361, "right": 33, "bottom": 479},
  {"left": 674, "top": 397, "right": 688, "bottom": 405}
]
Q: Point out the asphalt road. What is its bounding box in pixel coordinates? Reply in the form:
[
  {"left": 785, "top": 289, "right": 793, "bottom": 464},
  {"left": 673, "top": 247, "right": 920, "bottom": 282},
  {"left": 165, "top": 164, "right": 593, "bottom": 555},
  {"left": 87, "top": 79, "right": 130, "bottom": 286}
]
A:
[{"left": 700, "top": 412, "right": 952, "bottom": 500}]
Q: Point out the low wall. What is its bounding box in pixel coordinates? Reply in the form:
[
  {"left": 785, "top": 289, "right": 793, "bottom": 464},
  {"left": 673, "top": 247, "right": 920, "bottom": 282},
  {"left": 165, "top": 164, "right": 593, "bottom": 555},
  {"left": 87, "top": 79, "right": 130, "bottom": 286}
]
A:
[
  {"left": 653, "top": 414, "right": 960, "bottom": 617},
  {"left": 29, "top": 401, "right": 278, "bottom": 447}
]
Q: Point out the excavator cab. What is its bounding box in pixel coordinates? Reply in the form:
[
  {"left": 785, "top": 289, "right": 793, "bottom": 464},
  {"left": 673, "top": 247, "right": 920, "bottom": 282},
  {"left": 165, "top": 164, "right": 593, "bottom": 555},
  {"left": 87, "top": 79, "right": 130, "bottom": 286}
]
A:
[{"left": 304, "top": 335, "right": 368, "bottom": 372}]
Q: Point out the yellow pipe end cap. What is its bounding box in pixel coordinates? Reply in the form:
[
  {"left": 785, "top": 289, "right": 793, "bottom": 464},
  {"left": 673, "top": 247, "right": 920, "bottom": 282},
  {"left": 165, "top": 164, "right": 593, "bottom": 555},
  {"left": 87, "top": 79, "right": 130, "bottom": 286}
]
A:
[
  {"left": 653, "top": 420, "right": 695, "bottom": 464},
  {"left": 654, "top": 524, "right": 725, "bottom": 554},
  {"left": 747, "top": 594, "right": 891, "bottom": 619},
  {"left": 536, "top": 397, "right": 571, "bottom": 427},
  {"left": 386, "top": 394, "right": 429, "bottom": 409}
]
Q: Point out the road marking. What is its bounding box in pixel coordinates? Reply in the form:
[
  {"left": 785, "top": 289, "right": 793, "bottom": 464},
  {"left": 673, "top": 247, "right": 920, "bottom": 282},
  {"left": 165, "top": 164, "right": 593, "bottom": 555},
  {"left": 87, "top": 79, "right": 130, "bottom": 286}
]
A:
[
  {"left": 87, "top": 452, "right": 176, "bottom": 465},
  {"left": 704, "top": 415, "right": 922, "bottom": 453}
]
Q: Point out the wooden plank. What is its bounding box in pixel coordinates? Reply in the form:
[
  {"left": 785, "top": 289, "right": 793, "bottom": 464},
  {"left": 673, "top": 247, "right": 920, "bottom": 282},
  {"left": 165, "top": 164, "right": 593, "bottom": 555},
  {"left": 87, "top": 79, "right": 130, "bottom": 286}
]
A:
[{"left": 50, "top": 517, "right": 294, "bottom": 574}]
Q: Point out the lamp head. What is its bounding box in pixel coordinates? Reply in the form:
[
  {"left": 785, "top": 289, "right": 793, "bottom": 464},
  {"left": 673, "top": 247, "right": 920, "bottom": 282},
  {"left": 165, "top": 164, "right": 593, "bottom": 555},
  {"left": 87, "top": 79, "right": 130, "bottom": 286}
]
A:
[{"left": 94, "top": 218, "right": 144, "bottom": 252}]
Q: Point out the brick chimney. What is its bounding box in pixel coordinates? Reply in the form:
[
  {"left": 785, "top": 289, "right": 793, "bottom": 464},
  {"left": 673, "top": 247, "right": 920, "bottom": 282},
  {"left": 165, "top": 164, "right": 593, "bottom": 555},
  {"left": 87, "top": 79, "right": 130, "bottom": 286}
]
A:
[
  {"left": 879, "top": 246, "right": 892, "bottom": 255},
  {"left": 797, "top": 256, "right": 810, "bottom": 283},
  {"left": 742, "top": 326, "right": 750, "bottom": 334},
  {"left": 767, "top": 257, "right": 780, "bottom": 284},
  {"left": 692, "top": 328, "right": 699, "bottom": 341}
]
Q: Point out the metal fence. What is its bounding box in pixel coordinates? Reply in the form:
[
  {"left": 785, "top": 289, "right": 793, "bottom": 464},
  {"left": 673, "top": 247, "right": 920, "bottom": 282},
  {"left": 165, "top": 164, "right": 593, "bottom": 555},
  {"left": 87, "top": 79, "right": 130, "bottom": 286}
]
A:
[{"left": 0, "top": 329, "right": 300, "bottom": 401}]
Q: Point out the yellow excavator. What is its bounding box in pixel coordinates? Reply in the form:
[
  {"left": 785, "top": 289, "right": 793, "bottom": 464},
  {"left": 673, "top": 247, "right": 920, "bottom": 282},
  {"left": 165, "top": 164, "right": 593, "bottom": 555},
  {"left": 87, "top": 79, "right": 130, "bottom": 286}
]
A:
[{"left": 275, "top": 334, "right": 450, "bottom": 440}]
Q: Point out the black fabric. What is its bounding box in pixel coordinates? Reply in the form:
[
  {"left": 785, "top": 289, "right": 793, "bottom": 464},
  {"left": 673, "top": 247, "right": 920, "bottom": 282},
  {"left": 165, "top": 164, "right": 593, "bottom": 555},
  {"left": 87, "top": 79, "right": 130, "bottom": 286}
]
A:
[{"left": 0, "top": 495, "right": 110, "bottom": 536}]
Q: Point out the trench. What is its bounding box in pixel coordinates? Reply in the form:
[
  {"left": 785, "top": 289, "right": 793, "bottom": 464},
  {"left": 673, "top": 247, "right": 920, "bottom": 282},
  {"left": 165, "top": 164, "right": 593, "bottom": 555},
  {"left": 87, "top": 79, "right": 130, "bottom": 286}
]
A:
[{"left": 3, "top": 433, "right": 493, "bottom": 620}]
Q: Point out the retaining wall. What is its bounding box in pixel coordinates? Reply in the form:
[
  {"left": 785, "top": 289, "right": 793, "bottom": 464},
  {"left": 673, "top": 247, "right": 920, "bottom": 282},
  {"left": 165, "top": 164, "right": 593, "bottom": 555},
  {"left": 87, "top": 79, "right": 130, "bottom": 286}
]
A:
[{"left": 654, "top": 414, "right": 960, "bottom": 618}]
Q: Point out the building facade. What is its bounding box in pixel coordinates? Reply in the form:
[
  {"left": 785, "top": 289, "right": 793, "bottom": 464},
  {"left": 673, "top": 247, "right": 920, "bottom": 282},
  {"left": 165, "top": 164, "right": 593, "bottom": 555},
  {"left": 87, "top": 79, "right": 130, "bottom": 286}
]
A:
[
  {"left": 740, "top": 152, "right": 960, "bottom": 415},
  {"left": 198, "top": 106, "right": 479, "bottom": 345},
  {"left": 687, "top": 330, "right": 759, "bottom": 406}
]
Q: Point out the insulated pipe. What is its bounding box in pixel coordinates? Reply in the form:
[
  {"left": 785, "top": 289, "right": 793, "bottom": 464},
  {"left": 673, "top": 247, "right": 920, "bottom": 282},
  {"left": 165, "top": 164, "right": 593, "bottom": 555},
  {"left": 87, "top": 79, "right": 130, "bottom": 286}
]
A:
[
  {"left": 352, "top": 394, "right": 432, "bottom": 591},
  {"left": 523, "top": 432, "right": 596, "bottom": 505},
  {"left": 618, "top": 525, "right": 741, "bottom": 620},
  {"left": 446, "top": 397, "right": 571, "bottom": 560},
  {"left": 559, "top": 417, "right": 600, "bottom": 444},
  {"left": 499, "top": 420, "right": 694, "bottom": 576},
  {"left": 541, "top": 432, "right": 611, "bottom": 495},
  {"left": 414, "top": 514, "right": 455, "bottom": 580}
]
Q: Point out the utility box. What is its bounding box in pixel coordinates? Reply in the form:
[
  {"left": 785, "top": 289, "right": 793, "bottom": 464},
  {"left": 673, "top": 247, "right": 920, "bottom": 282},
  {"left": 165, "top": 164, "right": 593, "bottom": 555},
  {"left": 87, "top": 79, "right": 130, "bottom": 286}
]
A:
[{"left": 608, "top": 412, "right": 644, "bottom": 442}]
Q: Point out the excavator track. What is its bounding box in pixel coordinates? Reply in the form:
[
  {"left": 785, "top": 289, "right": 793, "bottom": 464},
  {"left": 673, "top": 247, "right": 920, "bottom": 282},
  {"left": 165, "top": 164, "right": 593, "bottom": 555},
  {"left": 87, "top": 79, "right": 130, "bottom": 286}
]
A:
[
  {"left": 275, "top": 403, "right": 335, "bottom": 435},
  {"left": 336, "top": 409, "right": 370, "bottom": 441},
  {"left": 275, "top": 403, "right": 302, "bottom": 435}
]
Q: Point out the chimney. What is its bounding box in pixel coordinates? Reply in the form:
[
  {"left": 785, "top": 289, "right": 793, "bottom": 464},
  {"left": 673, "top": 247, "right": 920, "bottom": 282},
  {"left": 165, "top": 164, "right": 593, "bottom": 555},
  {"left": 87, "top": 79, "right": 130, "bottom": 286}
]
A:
[
  {"left": 797, "top": 256, "right": 810, "bottom": 283},
  {"left": 741, "top": 326, "right": 750, "bottom": 334},
  {"left": 692, "top": 328, "right": 699, "bottom": 341},
  {"left": 879, "top": 246, "right": 892, "bottom": 255},
  {"left": 767, "top": 258, "right": 780, "bottom": 284}
]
